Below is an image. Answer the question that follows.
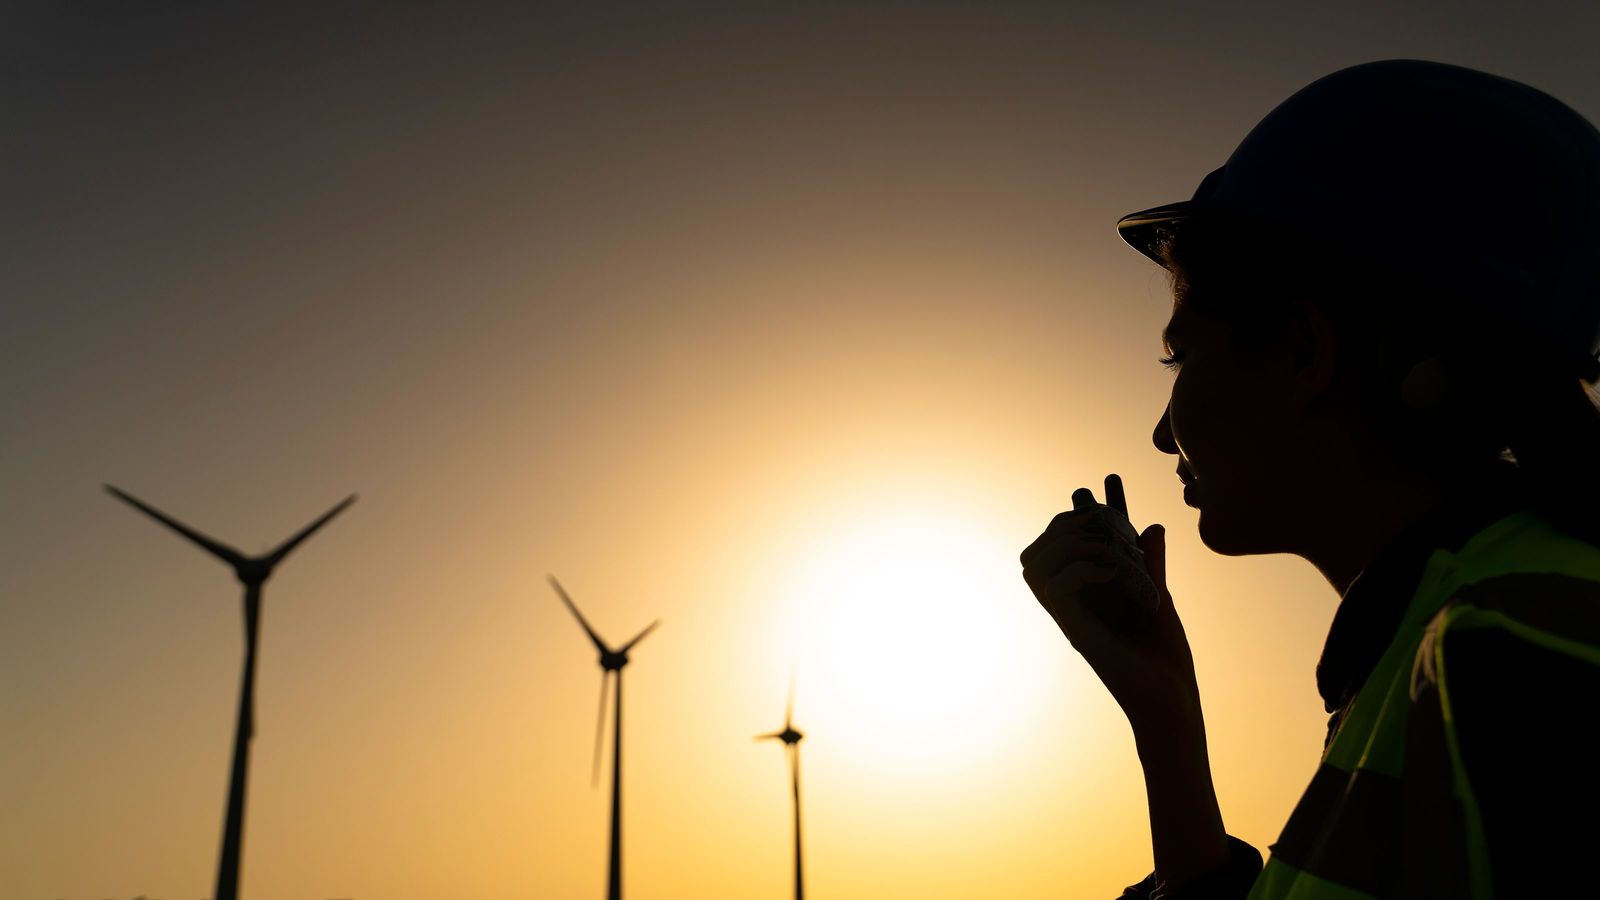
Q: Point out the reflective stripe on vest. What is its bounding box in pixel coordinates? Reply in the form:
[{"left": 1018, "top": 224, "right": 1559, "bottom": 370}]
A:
[{"left": 1247, "top": 510, "right": 1600, "bottom": 900}]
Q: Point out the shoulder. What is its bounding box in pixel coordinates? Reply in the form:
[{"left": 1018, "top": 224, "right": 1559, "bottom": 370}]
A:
[
  {"left": 1443, "top": 507, "right": 1600, "bottom": 594},
  {"left": 1426, "top": 571, "right": 1600, "bottom": 657},
  {"left": 1408, "top": 572, "right": 1600, "bottom": 896},
  {"left": 1410, "top": 570, "right": 1600, "bottom": 692}
]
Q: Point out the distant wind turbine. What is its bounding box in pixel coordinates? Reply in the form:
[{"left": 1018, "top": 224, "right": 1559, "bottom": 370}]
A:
[
  {"left": 549, "top": 575, "right": 659, "bottom": 900},
  {"left": 106, "top": 485, "right": 355, "bottom": 900},
  {"left": 757, "top": 675, "right": 806, "bottom": 900}
]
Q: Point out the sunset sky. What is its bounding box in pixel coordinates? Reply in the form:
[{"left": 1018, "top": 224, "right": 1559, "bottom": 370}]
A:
[{"left": 6, "top": 3, "right": 1600, "bottom": 898}]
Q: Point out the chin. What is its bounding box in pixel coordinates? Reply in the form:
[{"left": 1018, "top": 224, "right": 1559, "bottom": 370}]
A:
[{"left": 1195, "top": 506, "right": 1286, "bottom": 557}]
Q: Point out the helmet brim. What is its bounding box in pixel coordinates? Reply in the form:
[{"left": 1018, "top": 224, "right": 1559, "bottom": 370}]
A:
[{"left": 1116, "top": 201, "right": 1198, "bottom": 267}]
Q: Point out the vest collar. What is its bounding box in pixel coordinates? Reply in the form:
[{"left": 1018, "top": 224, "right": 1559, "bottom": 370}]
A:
[{"left": 1315, "top": 461, "right": 1528, "bottom": 720}]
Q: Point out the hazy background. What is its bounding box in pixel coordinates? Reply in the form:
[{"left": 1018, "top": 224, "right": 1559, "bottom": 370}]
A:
[{"left": 5, "top": 2, "right": 1598, "bottom": 897}]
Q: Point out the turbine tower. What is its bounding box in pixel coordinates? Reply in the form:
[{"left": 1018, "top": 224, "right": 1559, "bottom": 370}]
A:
[
  {"left": 106, "top": 485, "right": 355, "bottom": 900},
  {"left": 550, "top": 575, "right": 659, "bottom": 900},
  {"left": 757, "top": 676, "right": 806, "bottom": 900}
]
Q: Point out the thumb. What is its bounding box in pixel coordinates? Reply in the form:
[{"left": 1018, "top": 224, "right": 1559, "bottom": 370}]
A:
[{"left": 1138, "top": 523, "right": 1167, "bottom": 590}]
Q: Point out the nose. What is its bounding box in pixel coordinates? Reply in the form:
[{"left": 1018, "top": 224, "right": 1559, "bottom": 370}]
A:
[{"left": 1152, "top": 402, "right": 1178, "bottom": 455}]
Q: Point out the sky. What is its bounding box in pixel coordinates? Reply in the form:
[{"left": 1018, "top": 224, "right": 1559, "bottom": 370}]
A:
[{"left": 5, "top": 2, "right": 1600, "bottom": 898}]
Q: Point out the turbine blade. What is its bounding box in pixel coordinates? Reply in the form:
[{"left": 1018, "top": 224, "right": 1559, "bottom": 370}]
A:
[
  {"left": 619, "top": 619, "right": 660, "bottom": 654},
  {"left": 592, "top": 671, "right": 611, "bottom": 787},
  {"left": 785, "top": 666, "right": 797, "bottom": 731},
  {"left": 266, "top": 494, "right": 357, "bottom": 565},
  {"left": 105, "top": 485, "right": 247, "bottom": 568},
  {"left": 756, "top": 730, "right": 785, "bottom": 741},
  {"left": 549, "top": 576, "right": 610, "bottom": 654}
]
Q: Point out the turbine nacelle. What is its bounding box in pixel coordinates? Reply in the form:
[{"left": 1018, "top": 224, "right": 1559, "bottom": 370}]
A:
[
  {"left": 760, "top": 726, "right": 804, "bottom": 746},
  {"left": 235, "top": 558, "right": 276, "bottom": 585}
]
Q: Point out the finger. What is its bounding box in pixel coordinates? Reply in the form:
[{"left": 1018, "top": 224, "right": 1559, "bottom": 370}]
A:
[
  {"left": 1022, "top": 536, "right": 1117, "bottom": 589},
  {"left": 1021, "top": 507, "right": 1101, "bottom": 566},
  {"left": 1071, "top": 487, "right": 1097, "bottom": 510},
  {"left": 1104, "top": 474, "right": 1128, "bottom": 518},
  {"left": 1038, "top": 560, "right": 1120, "bottom": 644},
  {"left": 1137, "top": 523, "right": 1167, "bottom": 589},
  {"left": 1046, "top": 506, "right": 1099, "bottom": 532},
  {"left": 1138, "top": 524, "right": 1183, "bottom": 636},
  {"left": 1025, "top": 527, "right": 1115, "bottom": 564},
  {"left": 1038, "top": 559, "right": 1121, "bottom": 609}
]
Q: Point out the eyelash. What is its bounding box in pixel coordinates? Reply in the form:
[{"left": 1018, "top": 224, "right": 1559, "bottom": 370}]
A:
[{"left": 1158, "top": 352, "right": 1184, "bottom": 372}]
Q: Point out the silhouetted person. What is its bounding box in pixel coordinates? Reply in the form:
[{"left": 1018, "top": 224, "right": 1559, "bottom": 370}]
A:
[{"left": 1022, "top": 60, "right": 1600, "bottom": 899}]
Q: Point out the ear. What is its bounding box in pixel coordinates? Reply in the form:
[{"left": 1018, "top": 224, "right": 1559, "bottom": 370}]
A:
[
  {"left": 1282, "top": 297, "right": 1341, "bottom": 409},
  {"left": 1400, "top": 356, "right": 1470, "bottom": 422}
]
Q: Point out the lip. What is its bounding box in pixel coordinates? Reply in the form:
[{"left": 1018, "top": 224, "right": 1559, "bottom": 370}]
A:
[{"left": 1182, "top": 482, "right": 1199, "bottom": 506}]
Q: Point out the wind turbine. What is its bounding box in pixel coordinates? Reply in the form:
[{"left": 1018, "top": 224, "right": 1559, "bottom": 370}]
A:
[
  {"left": 549, "top": 575, "right": 659, "bottom": 900},
  {"left": 106, "top": 485, "right": 355, "bottom": 900},
  {"left": 757, "top": 676, "right": 806, "bottom": 900}
]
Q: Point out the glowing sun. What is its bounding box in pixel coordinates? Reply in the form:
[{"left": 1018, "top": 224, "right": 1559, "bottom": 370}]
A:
[{"left": 772, "top": 498, "right": 1059, "bottom": 782}]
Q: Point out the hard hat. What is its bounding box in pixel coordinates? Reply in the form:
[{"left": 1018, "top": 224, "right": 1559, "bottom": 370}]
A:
[{"left": 1118, "top": 59, "right": 1600, "bottom": 382}]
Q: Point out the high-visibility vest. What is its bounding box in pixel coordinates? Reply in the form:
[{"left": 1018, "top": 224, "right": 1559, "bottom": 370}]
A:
[{"left": 1247, "top": 508, "right": 1600, "bottom": 900}]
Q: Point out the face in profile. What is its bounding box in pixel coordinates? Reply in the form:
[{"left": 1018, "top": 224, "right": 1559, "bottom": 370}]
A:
[{"left": 1152, "top": 305, "right": 1301, "bottom": 556}]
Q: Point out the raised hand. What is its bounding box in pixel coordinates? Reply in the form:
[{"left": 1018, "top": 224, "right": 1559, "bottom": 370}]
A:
[{"left": 1021, "top": 474, "right": 1199, "bottom": 731}]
